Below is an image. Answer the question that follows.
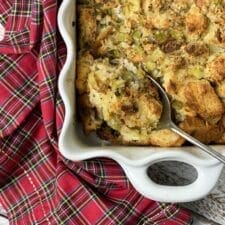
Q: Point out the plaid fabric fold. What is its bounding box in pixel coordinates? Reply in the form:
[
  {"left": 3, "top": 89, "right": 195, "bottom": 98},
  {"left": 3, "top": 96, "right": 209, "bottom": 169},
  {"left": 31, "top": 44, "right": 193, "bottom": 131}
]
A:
[{"left": 0, "top": 0, "right": 193, "bottom": 224}]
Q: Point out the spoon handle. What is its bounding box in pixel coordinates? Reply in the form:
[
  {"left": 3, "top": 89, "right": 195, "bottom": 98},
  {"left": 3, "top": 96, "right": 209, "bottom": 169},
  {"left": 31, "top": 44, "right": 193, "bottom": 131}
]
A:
[{"left": 170, "top": 123, "right": 225, "bottom": 164}]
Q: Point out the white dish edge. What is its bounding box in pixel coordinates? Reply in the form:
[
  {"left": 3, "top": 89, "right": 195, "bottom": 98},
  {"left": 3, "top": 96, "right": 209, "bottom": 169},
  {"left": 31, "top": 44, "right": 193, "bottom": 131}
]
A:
[{"left": 57, "top": 0, "right": 224, "bottom": 203}]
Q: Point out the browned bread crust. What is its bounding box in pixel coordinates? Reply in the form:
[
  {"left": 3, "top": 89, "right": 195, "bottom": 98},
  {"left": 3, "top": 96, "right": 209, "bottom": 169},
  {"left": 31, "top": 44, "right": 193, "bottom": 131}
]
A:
[{"left": 76, "top": 0, "right": 225, "bottom": 146}]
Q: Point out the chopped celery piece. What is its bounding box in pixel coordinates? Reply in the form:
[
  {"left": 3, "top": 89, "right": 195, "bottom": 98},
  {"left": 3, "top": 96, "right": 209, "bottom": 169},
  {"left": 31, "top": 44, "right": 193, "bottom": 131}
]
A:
[
  {"left": 153, "top": 30, "right": 170, "bottom": 44},
  {"left": 132, "top": 30, "right": 142, "bottom": 42},
  {"left": 145, "top": 61, "right": 156, "bottom": 71},
  {"left": 188, "top": 66, "right": 204, "bottom": 79}
]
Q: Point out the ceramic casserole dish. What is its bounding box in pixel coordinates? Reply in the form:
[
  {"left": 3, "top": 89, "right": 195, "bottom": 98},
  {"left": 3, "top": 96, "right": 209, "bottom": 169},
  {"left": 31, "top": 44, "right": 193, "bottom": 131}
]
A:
[{"left": 57, "top": 0, "right": 225, "bottom": 203}]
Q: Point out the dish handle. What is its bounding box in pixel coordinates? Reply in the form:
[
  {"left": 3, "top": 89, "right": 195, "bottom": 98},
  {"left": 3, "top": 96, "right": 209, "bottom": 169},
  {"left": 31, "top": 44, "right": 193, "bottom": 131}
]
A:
[{"left": 120, "top": 153, "right": 223, "bottom": 203}]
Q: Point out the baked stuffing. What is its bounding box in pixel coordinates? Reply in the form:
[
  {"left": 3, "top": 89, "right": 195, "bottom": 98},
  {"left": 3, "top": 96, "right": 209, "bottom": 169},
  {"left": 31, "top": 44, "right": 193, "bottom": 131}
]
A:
[{"left": 76, "top": 0, "right": 225, "bottom": 146}]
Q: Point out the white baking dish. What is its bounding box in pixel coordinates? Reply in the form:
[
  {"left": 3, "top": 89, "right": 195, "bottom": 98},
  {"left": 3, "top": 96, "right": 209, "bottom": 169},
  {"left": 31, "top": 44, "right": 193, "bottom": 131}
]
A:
[{"left": 57, "top": 0, "right": 224, "bottom": 203}]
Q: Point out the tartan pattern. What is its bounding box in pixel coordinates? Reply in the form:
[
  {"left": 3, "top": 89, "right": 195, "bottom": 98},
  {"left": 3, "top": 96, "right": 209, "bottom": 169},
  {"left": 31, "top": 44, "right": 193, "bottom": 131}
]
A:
[
  {"left": 0, "top": 0, "right": 192, "bottom": 224},
  {"left": 0, "top": 0, "right": 12, "bottom": 25}
]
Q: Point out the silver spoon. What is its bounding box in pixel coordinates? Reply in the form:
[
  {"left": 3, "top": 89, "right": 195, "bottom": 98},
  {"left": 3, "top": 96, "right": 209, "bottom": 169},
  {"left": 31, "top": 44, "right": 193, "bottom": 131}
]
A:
[{"left": 142, "top": 65, "right": 225, "bottom": 164}]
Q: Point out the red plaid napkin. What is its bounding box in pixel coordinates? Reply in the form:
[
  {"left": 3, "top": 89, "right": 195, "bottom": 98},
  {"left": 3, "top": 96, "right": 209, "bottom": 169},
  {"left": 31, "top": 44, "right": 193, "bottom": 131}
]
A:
[{"left": 0, "top": 0, "right": 192, "bottom": 224}]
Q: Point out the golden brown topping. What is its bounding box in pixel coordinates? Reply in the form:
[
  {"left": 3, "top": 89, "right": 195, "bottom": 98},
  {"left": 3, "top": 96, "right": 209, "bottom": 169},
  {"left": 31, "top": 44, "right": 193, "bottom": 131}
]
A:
[
  {"left": 160, "top": 39, "right": 182, "bottom": 53},
  {"left": 179, "top": 117, "right": 224, "bottom": 144},
  {"left": 127, "top": 48, "right": 144, "bottom": 63},
  {"left": 96, "top": 26, "right": 114, "bottom": 42},
  {"left": 141, "top": 0, "right": 151, "bottom": 15},
  {"left": 151, "top": 14, "right": 172, "bottom": 29},
  {"left": 207, "top": 55, "right": 225, "bottom": 83},
  {"left": 77, "top": 0, "right": 225, "bottom": 146},
  {"left": 172, "top": 57, "right": 186, "bottom": 70},
  {"left": 185, "top": 43, "right": 209, "bottom": 56},
  {"left": 76, "top": 52, "right": 93, "bottom": 94},
  {"left": 165, "top": 80, "right": 178, "bottom": 95},
  {"left": 216, "top": 29, "right": 225, "bottom": 43},
  {"left": 121, "top": 103, "right": 139, "bottom": 114},
  {"left": 216, "top": 81, "right": 225, "bottom": 98},
  {"left": 181, "top": 80, "right": 224, "bottom": 123},
  {"left": 185, "top": 6, "right": 208, "bottom": 35},
  {"left": 78, "top": 7, "right": 97, "bottom": 46},
  {"left": 149, "top": 129, "right": 185, "bottom": 147},
  {"left": 142, "top": 43, "right": 155, "bottom": 52},
  {"left": 141, "top": 79, "right": 161, "bottom": 98},
  {"left": 171, "top": 0, "right": 190, "bottom": 12},
  {"left": 150, "top": 0, "right": 168, "bottom": 12},
  {"left": 118, "top": 95, "right": 162, "bottom": 129},
  {"left": 194, "top": 0, "right": 210, "bottom": 8}
]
